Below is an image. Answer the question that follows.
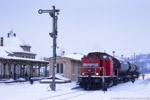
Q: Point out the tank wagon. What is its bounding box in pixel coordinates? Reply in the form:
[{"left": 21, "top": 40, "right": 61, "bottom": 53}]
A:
[{"left": 77, "top": 52, "right": 140, "bottom": 91}]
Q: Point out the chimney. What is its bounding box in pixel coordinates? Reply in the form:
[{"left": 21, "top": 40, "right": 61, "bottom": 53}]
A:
[
  {"left": 8, "top": 33, "right": 9, "bottom": 38},
  {"left": 63, "top": 51, "right": 65, "bottom": 56},
  {"left": 14, "top": 33, "right": 16, "bottom": 37},
  {"left": 1, "top": 37, "right": 4, "bottom": 46}
]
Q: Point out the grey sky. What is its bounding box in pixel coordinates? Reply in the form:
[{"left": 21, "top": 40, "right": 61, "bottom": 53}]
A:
[{"left": 0, "top": 0, "right": 150, "bottom": 58}]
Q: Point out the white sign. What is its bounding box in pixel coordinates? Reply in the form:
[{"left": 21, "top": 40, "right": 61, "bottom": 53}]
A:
[{"left": 83, "top": 63, "right": 98, "bottom": 67}]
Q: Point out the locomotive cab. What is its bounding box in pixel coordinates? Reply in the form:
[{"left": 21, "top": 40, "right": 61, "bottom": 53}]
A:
[
  {"left": 78, "top": 52, "right": 115, "bottom": 90},
  {"left": 80, "top": 52, "right": 114, "bottom": 77}
]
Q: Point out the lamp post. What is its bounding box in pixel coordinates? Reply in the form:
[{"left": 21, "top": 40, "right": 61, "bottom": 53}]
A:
[
  {"left": 112, "top": 51, "right": 115, "bottom": 57},
  {"left": 38, "top": 6, "right": 60, "bottom": 91},
  {"left": 121, "top": 55, "right": 123, "bottom": 59}
]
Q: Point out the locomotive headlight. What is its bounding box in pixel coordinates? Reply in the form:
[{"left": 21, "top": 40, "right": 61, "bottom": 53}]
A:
[
  {"left": 96, "top": 73, "right": 99, "bottom": 76},
  {"left": 82, "top": 73, "right": 85, "bottom": 75}
]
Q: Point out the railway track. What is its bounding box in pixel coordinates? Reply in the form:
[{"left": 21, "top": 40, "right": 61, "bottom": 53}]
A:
[
  {"left": 38, "top": 90, "right": 97, "bottom": 100},
  {"left": 61, "top": 91, "right": 93, "bottom": 100}
]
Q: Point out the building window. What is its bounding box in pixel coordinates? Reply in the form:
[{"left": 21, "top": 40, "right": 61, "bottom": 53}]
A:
[
  {"left": 33, "top": 69, "right": 35, "bottom": 73},
  {"left": 60, "top": 63, "right": 63, "bottom": 74},
  {"left": 57, "top": 64, "right": 59, "bottom": 73},
  {"left": 72, "top": 63, "right": 75, "bottom": 74}
]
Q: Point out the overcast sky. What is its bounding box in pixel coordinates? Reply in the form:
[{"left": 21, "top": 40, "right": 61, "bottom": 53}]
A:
[{"left": 0, "top": 0, "right": 150, "bottom": 58}]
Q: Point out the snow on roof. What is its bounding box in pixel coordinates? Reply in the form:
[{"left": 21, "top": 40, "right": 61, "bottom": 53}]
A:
[
  {"left": 0, "top": 31, "right": 36, "bottom": 58},
  {"left": 40, "top": 74, "right": 71, "bottom": 83},
  {"left": 0, "top": 47, "right": 10, "bottom": 58},
  {"left": 0, "top": 55, "right": 48, "bottom": 63},
  {"left": 114, "top": 56, "right": 125, "bottom": 61},
  {"left": 0, "top": 32, "right": 47, "bottom": 63},
  {"left": 63, "top": 53, "right": 84, "bottom": 61},
  {"left": 4, "top": 36, "right": 31, "bottom": 53},
  {"left": 50, "top": 74, "right": 70, "bottom": 81}
]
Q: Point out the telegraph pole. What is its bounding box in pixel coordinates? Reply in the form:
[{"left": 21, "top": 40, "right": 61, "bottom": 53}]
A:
[
  {"left": 134, "top": 53, "right": 136, "bottom": 65},
  {"left": 38, "top": 6, "right": 60, "bottom": 91}
]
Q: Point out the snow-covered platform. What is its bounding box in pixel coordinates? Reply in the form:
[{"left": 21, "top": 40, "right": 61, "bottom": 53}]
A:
[
  {"left": 40, "top": 74, "right": 71, "bottom": 84},
  {"left": 0, "top": 77, "right": 48, "bottom": 83},
  {"left": 0, "top": 74, "right": 150, "bottom": 100},
  {"left": 0, "top": 78, "right": 26, "bottom": 83}
]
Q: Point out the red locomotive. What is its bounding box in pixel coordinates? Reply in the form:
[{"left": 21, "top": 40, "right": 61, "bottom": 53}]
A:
[{"left": 77, "top": 52, "right": 140, "bottom": 91}]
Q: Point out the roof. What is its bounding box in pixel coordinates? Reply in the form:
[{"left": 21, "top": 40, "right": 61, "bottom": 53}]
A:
[
  {"left": 0, "top": 47, "right": 9, "bottom": 58},
  {"left": 0, "top": 31, "right": 36, "bottom": 57},
  {"left": 40, "top": 74, "right": 71, "bottom": 83},
  {"left": 0, "top": 55, "right": 49, "bottom": 63},
  {"left": 49, "top": 53, "right": 84, "bottom": 61},
  {"left": 63, "top": 53, "right": 84, "bottom": 61},
  {"left": 0, "top": 31, "right": 45, "bottom": 63},
  {"left": 4, "top": 36, "right": 31, "bottom": 53}
]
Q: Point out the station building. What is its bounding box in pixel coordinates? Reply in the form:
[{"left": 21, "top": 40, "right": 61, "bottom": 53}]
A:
[
  {"left": 0, "top": 30, "right": 49, "bottom": 79},
  {"left": 49, "top": 53, "right": 84, "bottom": 81}
]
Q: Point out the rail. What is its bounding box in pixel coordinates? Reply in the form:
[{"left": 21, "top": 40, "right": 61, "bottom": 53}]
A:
[{"left": 38, "top": 90, "right": 98, "bottom": 100}]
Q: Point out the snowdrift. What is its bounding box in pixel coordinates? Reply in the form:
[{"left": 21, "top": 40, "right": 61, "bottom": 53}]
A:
[{"left": 40, "top": 74, "right": 71, "bottom": 83}]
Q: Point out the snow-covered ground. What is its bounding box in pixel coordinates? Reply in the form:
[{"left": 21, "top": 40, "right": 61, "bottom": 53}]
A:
[{"left": 0, "top": 74, "right": 150, "bottom": 100}]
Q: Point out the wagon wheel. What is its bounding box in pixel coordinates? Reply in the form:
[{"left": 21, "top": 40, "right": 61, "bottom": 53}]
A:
[{"left": 132, "top": 79, "right": 135, "bottom": 83}]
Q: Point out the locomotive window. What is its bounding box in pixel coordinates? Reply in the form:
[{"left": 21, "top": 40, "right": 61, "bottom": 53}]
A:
[
  {"left": 88, "top": 53, "right": 99, "bottom": 58},
  {"left": 103, "top": 56, "right": 107, "bottom": 59},
  {"left": 109, "top": 57, "right": 112, "bottom": 60},
  {"left": 100, "top": 55, "right": 108, "bottom": 60},
  {"left": 83, "top": 63, "right": 98, "bottom": 67}
]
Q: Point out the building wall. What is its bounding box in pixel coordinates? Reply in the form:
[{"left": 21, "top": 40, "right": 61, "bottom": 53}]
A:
[
  {"left": 14, "top": 53, "right": 35, "bottom": 59},
  {"left": 49, "top": 57, "right": 71, "bottom": 78},
  {"left": 49, "top": 57, "right": 81, "bottom": 81},
  {"left": 64, "top": 59, "right": 72, "bottom": 80},
  {"left": 20, "top": 46, "right": 31, "bottom": 52},
  {"left": 71, "top": 61, "right": 81, "bottom": 81}
]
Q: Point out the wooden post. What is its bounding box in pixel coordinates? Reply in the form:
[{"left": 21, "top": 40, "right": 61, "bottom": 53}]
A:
[
  {"left": 31, "top": 64, "right": 33, "bottom": 77},
  {"left": 14, "top": 64, "right": 16, "bottom": 80},
  {"left": 14, "top": 64, "right": 16, "bottom": 74},
  {"left": 30, "top": 64, "right": 31, "bottom": 77},
  {"left": 3, "top": 63, "right": 6, "bottom": 78},
  {"left": 23, "top": 65, "right": 25, "bottom": 77},
  {"left": 30, "top": 63, "right": 33, "bottom": 78},
  {"left": 38, "top": 63, "right": 41, "bottom": 77},
  {"left": 45, "top": 64, "right": 47, "bottom": 77},
  {"left": 9, "top": 63, "right": 11, "bottom": 78},
  {"left": 20, "top": 64, "right": 22, "bottom": 77}
]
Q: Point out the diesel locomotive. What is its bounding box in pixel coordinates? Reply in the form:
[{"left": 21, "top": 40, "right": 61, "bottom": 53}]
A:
[{"left": 77, "top": 52, "right": 140, "bottom": 91}]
